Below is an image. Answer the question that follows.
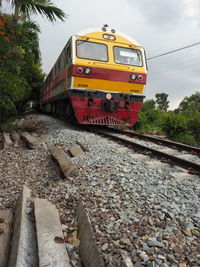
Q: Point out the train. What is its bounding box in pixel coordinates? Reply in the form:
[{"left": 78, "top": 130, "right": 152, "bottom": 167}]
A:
[{"left": 40, "top": 25, "right": 147, "bottom": 126}]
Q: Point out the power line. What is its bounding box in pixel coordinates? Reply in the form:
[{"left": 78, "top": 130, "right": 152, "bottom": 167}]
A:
[
  {"left": 147, "top": 42, "right": 200, "bottom": 61},
  {"left": 148, "top": 50, "right": 200, "bottom": 66}
]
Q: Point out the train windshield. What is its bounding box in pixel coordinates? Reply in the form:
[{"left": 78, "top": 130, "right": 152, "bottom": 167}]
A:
[
  {"left": 114, "top": 46, "right": 142, "bottom": 66},
  {"left": 76, "top": 40, "right": 108, "bottom": 62}
]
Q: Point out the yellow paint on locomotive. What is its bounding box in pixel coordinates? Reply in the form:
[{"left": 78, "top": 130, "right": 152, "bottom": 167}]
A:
[
  {"left": 73, "top": 77, "right": 143, "bottom": 94},
  {"left": 72, "top": 31, "right": 146, "bottom": 94}
]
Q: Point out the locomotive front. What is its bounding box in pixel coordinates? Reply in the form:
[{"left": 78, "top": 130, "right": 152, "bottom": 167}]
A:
[{"left": 69, "top": 26, "right": 147, "bottom": 126}]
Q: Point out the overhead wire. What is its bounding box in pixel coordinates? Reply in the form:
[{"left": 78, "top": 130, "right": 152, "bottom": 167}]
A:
[
  {"left": 147, "top": 41, "right": 200, "bottom": 61},
  {"left": 148, "top": 50, "right": 200, "bottom": 66},
  {"left": 146, "top": 41, "right": 200, "bottom": 79}
]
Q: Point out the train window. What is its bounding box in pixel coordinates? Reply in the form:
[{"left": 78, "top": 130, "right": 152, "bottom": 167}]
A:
[
  {"left": 113, "top": 46, "right": 142, "bottom": 67},
  {"left": 76, "top": 40, "right": 108, "bottom": 62}
]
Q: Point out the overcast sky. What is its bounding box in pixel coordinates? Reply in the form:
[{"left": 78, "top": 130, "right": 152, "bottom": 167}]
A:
[{"left": 34, "top": 0, "right": 200, "bottom": 109}]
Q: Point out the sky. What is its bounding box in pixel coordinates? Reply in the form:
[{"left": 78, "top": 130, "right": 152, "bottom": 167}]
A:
[{"left": 17, "top": 0, "right": 200, "bottom": 109}]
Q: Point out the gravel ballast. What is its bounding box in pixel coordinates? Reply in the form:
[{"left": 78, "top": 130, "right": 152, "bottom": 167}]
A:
[{"left": 0, "top": 114, "right": 200, "bottom": 267}]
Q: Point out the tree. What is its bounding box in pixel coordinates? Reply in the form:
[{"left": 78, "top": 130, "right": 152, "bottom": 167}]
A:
[
  {"left": 162, "top": 113, "right": 187, "bottom": 138},
  {"left": 0, "top": 0, "right": 66, "bottom": 126},
  {"left": 0, "top": 14, "right": 44, "bottom": 123},
  {"left": 0, "top": 0, "right": 65, "bottom": 22},
  {"left": 155, "top": 93, "right": 169, "bottom": 111},
  {"left": 141, "top": 99, "right": 155, "bottom": 112},
  {"left": 187, "top": 113, "right": 200, "bottom": 143},
  {"left": 176, "top": 92, "right": 200, "bottom": 116}
]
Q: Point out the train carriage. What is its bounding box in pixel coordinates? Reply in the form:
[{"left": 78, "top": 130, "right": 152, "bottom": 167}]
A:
[{"left": 40, "top": 25, "right": 148, "bottom": 126}]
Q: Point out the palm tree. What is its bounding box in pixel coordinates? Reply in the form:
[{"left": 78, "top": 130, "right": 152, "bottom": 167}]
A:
[
  {"left": 1, "top": 0, "right": 65, "bottom": 22},
  {"left": 20, "top": 20, "right": 41, "bottom": 62}
]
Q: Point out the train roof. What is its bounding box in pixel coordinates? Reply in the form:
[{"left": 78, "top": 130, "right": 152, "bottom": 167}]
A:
[{"left": 76, "top": 26, "right": 141, "bottom": 47}]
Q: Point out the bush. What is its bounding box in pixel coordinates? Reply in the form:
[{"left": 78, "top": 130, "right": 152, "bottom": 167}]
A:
[
  {"left": 187, "top": 113, "right": 200, "bottom": 144},
  {"left": 162, "top": 113, "right": 188, "bottom": 139},
  {"left": 133, "top": 109, "right": 166, "bottom": 133}
]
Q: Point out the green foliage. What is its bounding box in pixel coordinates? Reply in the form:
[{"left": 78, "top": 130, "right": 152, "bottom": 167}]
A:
[
  {"left": 0, "top": 0, "right": 65, "bottom": 128},
  {"left": 162, "top": 113, "right": 187, "bottom": 138},
  {"left": 187, "top": 113, "right": 200, "bottom": 143},
  {"left": 155, "top": 93, "right": 169, "bottom": 111},
  {"left": 134, "top": 108, "right": 166, "bottom": 133},
  {"left": 12, "top": 0, "right": 66, "bottom": 21},
  {"left": 0, "top": 14, "right": 44, "bottom": 126},
  {"left": 141, "top": 99, "right": 155, "bottom": 112},
  {"left": 134, "top": 94, "right": 200, "bottom": 147},
  {"left": 176, "top": 92, "right": 200, "bottom": 116}
]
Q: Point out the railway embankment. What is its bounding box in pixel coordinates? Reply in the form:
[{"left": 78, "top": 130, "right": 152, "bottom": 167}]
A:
[{"left": 0, "top": 113, "right": 200, "bottom": 266}]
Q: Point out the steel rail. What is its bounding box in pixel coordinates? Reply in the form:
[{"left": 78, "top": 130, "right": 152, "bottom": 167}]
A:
[
  {"left": 108, "top": 128, "right": 200, "bottom": 156},
  {"left": 96, "top": 130, "right": 200, "bottom": 175}
]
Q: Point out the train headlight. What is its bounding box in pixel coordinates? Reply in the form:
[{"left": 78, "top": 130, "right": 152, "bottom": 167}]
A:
[
  {"left": 138, "top": 75, "right": 143, "bottom": 80},
  {"left": 106, "top": 93, "right": 112, "bottom": 100},
  {"left": 84, "top": 68, "right": 91, "bottom": 75},
  {"left": 103, "top": 34, "right": 116, "bottom": 41},
  {"left": 77, "top": 67, "right": 83, "bottom": 73},
  {"left": 130, "top": 73, "right": 137, "bottom": 80}
]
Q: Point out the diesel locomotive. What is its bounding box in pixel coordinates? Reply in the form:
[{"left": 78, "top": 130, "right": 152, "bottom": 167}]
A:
[{"left": 40, "top": 26, "right": 147, "bottom": 126}]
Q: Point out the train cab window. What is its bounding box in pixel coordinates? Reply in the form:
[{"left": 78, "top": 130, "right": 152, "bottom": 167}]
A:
[
  {"left": 114, "top": 46, "right": 142, "bottom": 66},
  {"left": 76, "top": 40, "right": 108, "bottom": 62}
]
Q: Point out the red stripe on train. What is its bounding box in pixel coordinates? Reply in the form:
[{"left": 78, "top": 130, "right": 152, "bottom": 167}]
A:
[{"left": 70, "top": 65, "right": 147, "bottom": 84}]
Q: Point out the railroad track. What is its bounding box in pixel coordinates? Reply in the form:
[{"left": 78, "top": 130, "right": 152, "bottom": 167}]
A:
[
  {"left": 92, "top": 129, "right": 200, "bottom": 175},
  {"left": 107, "top": 127, "right": 200, "bottom": 156}
]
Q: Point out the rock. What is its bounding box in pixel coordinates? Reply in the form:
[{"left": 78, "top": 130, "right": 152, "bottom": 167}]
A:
[
  {"left": 21, "top": 132, "right": 40, "bottom": 149},
  {"left": 67, "top": 231, "right": 80, "bottom": 249},
  {"left": 147, "top": 238, "right": 165, "bottom": 248},
  {"left": 10, "top": 130, "right": 20, "bottom": 144},
  {"left": 68, "top": 145, "right": 84, "bottom": 157},
  {"left": 122, "top": 257, "right": 134, "bottom": 267},
  {"left": 185, "top": 223, "right": 195, "bottom": 231},
  {"left": 120, "top": 238, "right": 131, "bottom": 245},
  {"left": 166, "top": 254, "right": 176, "bottom": 262},
  {"left": 172, "top": 245, "right": 184, "bottom": 254},
  {"left": 142, "top": 243, "right": 149, "bottom": 251},
  {"left": 165, "top": 212, "right": 174, "bottom": 219},
  {"left": 148, "top": 217, "right": 154, "bottom": 226},
  {"left": 76, "top": 201, "right": 105, "bottom": 267},
  {"left": 146, "top": 262, "right": 158, "bottom": 267},
  {"left": 159, "top": 213, "right": 165, "bottom": 220},
  {"left": 102, "top": 243, "right": 108, "bottom": 251},
  {"left": 2, "top": 132, "right": 13, "bottom": 150},
  {"left": 51, "top": 146, "right": 77, "bottom": 177},
  {"left": 0, "top": 210, "right": 13, "bottom": 267},
  {"left": 66, "top": 243, "right": 74, "bottom": 253},
  {"left": 160, "top": 201, "right": 171, "bottom": 208},
  {"left": 34, "top": 198, "right": 71, "bottom": 267},
  {"left": 162, "top": 226, "right": 175, "bottom": 236},
  {"left": 8, "top": 186, "right": 38, "bottom": 267},
  {"left": 139, "top": 251, "right": 149, "bottom": 262},
  {"left": 182, "top": 229, "right": 192, "bottom": 237},
  {"left": 62, "top": 224, "right": 68, "bottom": 232},
  {"left": 157, "top": 255, "right": 166, "bottom": 260},
  {"left": 76, "top": 141, "right": 90, "bottom": 152}
]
